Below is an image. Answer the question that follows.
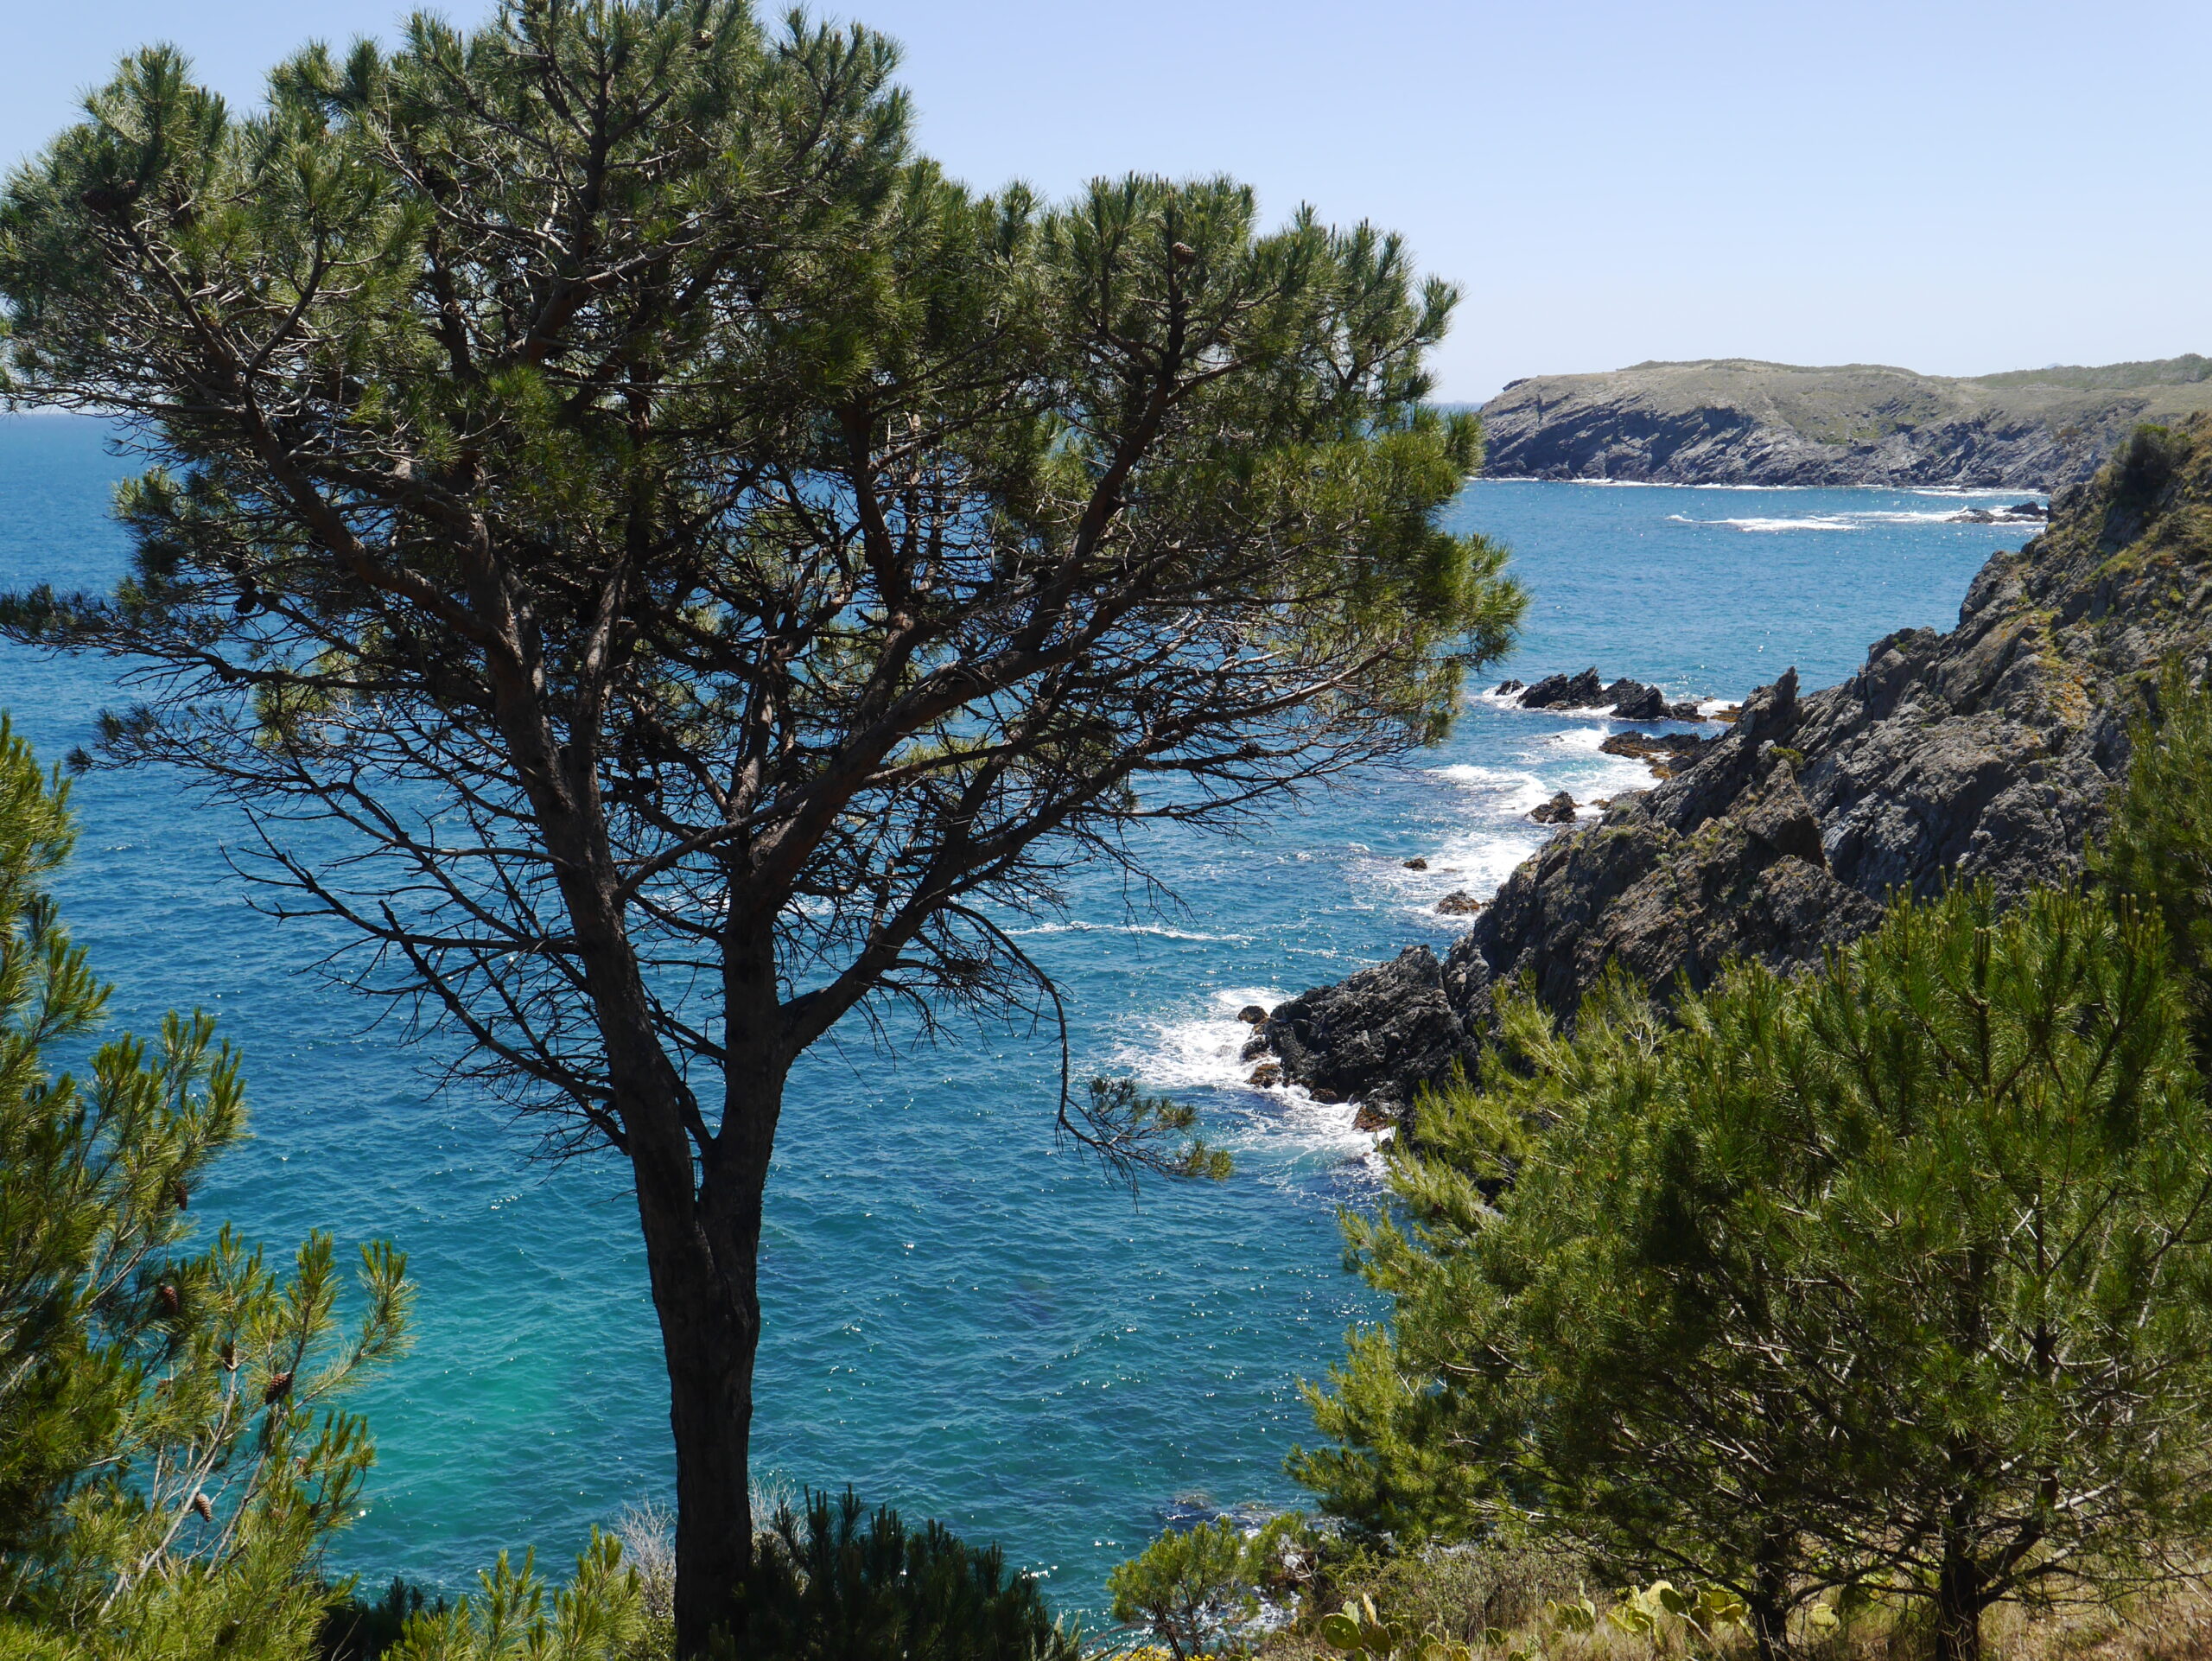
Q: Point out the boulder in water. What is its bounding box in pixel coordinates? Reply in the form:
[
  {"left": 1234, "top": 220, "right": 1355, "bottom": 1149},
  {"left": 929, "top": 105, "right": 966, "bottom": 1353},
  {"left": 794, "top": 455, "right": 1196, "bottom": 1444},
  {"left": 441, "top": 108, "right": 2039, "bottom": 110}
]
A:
[
  {"left": 1530, "top": 792, "right": 1578, "bottom": 824},
  {"left": 1517, "top": 668, "right": 1607, "bottom": 710}
]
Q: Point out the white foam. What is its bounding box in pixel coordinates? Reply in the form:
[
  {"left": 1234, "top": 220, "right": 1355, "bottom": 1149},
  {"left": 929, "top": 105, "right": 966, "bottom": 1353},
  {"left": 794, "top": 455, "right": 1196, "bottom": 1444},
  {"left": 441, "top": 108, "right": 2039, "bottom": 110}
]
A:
[
  {"left": 1113, "top": 989, "right": 1382, "bottom": 1169},
  {"left": 1669, "top": 512, "right": 1860, "bottom": 532},
  {"left": 1003, "top": 921, "right": 1253, "bottom": 944},
  {"left": 1428, "top": 760, "right": 1548, "bottom": 798},
  {"left": 1125, "top": 987, "right": 1285, "bottom": 1091},
  {"left": 1669, "top": 504, "right": 2038, "bottom": 533},
  {"left": 1549, "top": 724, "right": 1613, "bottom": 754}
]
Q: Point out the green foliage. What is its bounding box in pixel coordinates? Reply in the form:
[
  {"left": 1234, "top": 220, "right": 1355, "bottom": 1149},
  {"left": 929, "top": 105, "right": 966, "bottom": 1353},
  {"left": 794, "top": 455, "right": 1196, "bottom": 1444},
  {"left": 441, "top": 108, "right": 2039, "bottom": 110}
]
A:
[
  {"left": 2094, "top": 662, "right": 2212, "bottom": 1060},
  {"left": 1079, "top": 1078, "right": 1233, "bottom": 1186},
  {"left": 2115, "top": 422, "right": 2187, "bottom": 508},
  {"left": 1299, "top": 881, "right": 2212, "bottom": 1659},
  {"left": 721, "top": 1489, "right": 1079, "bottom": 1661},
  {"left": 0, "top": 719, "right": 413, "bottom": 1657},
  {"left": 383, "top": 1533, "right": 643, "bottom": 1661},
  {"left": 1601, "top": 1581, "right": 1747, "bottom": 1650},
  {"left": 318, "top": 1579, "right": 446, "bottom": 1661},
  {"left": 1108, "top": 1514, "right": 1301, "bottom": 1658},
  {"left": 1319, "top": 1593, "right": 1471, "bottom": 1661}
]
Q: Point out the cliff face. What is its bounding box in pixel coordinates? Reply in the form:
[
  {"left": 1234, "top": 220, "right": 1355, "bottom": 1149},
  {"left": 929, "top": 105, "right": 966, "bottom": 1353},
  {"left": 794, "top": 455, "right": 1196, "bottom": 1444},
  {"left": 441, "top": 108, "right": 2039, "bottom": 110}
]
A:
[
  {"left": 1255, "top": 417, "right": 2212, "bottom": 1118},
  {"left": 1478, "top": 356, "right": 2212, "bottom": 488}
]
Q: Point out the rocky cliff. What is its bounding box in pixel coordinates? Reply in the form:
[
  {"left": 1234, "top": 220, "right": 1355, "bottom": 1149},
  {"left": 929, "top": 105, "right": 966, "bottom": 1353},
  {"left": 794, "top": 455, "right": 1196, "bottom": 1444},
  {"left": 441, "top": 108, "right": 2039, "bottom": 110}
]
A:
[
  {"left": 1479, "top": 356, "right": 2212, "bottom": 488},
  {"left": 1252, "top": 417, "right": 2212, "bottom": 1120}
]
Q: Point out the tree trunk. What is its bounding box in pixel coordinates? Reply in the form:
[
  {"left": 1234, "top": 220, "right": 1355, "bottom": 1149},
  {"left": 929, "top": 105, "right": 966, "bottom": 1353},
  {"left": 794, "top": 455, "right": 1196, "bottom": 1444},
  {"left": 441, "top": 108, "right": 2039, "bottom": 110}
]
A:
[
  {"left": 628, "top": 1069, "right": 781, "bottom": 1656},
  {"left": 1749, "top": 1533, "right": 1792, "bottom": 1661},
  {"left": 1933, "top": 1543, "right": 1983, "bottom": 1661}
]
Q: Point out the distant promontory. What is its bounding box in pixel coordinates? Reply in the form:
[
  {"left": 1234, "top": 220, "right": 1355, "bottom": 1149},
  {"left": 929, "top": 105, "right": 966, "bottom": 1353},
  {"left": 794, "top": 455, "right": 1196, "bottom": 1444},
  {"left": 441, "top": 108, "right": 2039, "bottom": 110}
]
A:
[{"left": 1478, "top": 354, "right": 2212, "bottom": 487}]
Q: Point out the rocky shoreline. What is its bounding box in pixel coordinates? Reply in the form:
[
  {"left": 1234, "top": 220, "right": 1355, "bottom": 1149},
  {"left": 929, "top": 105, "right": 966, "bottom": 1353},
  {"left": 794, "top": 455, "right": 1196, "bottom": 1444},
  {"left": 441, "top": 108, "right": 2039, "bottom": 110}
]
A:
[{"left": 1246, "top": 416, "right": 2212, "bottom": 1124}]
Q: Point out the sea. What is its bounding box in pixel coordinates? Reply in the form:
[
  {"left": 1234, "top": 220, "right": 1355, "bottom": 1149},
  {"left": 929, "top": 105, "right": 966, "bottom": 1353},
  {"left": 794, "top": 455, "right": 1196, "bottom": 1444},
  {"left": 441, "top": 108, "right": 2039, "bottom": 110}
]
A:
[{"left": 0, "top": 415, "right": 2039, "bottom": 1616}]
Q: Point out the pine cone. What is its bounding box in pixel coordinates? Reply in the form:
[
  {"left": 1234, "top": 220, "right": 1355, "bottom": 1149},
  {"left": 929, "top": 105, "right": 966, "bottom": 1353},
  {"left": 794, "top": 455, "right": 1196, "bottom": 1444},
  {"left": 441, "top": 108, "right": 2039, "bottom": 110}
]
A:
[
  {"left": 156, "top": 1283, "right": 181, "bottom": 1316},
  {"left": 263, "top": 1370, "right": 294, "bottom": 1403},
  {"left": 190, "top": 1492, "right": 214, "bottom": 1521}
]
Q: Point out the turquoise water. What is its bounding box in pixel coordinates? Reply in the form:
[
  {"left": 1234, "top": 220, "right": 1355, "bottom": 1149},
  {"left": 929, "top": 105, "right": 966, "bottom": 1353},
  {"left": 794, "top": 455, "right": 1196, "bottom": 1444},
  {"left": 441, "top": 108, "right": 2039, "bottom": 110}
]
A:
[{"left": 0, "top": 416, "right": 2036, "bottom": 1613}]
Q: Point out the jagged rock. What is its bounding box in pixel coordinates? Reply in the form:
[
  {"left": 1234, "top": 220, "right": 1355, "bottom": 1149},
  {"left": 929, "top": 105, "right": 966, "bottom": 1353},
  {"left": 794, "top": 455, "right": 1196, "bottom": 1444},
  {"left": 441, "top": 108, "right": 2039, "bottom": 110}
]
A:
[
  {"left": 1435, "top": 890, "right": 1483, "bottom": 915},
  {"left": 1352, "top": 1102, "right": 1393, "bottom": 1132},
  {"left": 1601, "top": 729, "right": 1714, "bottom": 777},
  {"left": 1247, "top": 1061, "right": 1281, "bottom": 1087},
  {"left": 1507, "top": 669, "right": 1703, "bottom": 722},
  {"left": 1248, "top": 415, "right": 2212, "bottom": 1119},
  {"left": 1608, "top": 682, "right": 1669, "bottom": 720},
  {"left": 1402, "top": 856, "right": 1427, "bottom": 870},
  {"left": 1668, "top": 700, "right": 1705, "bottom": 719},
  {"left": 1236, "top": 1004, "right": 1268, "bottom": 1024},
  {"left": 1251, "top": 945, "right": 1471, "bottom": 1117},
  {"left": 1518, "top": 668, "right": 1607, "bottom": 710},
  {"left": 1494, "top": 679, "right": 1525, "bottom": 697},
  {"left": 1529, "top": 792, "right": 1578, "bottom": 824}
]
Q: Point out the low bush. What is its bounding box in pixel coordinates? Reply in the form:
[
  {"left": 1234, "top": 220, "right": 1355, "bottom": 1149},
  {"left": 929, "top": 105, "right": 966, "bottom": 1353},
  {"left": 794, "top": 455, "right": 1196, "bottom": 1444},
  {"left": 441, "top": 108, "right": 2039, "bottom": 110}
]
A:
[
  {"left": 722, "top": 1488, "right": 1081, "bottom": 1661},
  {"left": 1109, "top": 1514, "right": 1306, "bottom": 1657}
]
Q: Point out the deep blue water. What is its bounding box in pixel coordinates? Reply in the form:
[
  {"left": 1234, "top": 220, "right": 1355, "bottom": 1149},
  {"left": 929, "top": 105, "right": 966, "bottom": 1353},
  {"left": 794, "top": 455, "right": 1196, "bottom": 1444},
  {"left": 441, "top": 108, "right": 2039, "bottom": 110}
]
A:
[{"left": 0, "top": 416, "right": 2037, "bottom": 1613}]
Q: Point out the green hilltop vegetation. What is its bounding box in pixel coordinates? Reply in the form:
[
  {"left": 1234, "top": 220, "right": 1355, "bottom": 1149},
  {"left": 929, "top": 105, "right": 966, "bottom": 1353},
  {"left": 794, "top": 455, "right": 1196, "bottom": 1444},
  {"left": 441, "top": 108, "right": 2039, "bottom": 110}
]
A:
[{"left": 1479, "top": 353, "right": 2212, "bottom": 486}]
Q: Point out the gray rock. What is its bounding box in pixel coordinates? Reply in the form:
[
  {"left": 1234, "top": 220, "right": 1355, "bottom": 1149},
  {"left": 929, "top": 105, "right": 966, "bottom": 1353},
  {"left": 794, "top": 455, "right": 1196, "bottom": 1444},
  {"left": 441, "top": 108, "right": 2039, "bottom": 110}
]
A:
[
  {"left": 1607, "top": 681, "right": 1669, "bottom": 720},
  {"left": 1252, "top": 947, "right": 1472, "bottom": 1121},
  {"left": 1529, "top": 792, "right": 1578, "bottom": 824},
  {"left": 1518, "top": 669, "right": 1607, "bottom": 710}
]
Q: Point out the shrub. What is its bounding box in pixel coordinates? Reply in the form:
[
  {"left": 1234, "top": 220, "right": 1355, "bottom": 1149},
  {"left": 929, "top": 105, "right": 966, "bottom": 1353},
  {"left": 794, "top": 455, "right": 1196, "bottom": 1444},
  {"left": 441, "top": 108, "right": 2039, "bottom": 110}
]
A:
[
  {"left": 722, "top": 1489, "right": 1080, "bottom": 1661},
  {"left": 1109, "top": 1514, "right": 1304, "bottom": 1658},
  {"left": 0, "top": 719, "right": 412, "bottom": 1658},
  {"left": 382, "top": 1534, "right": 643, "bottom": 1661},
  {"left": 2114, "top": 423, "right": 2186, "bottom": 508}
]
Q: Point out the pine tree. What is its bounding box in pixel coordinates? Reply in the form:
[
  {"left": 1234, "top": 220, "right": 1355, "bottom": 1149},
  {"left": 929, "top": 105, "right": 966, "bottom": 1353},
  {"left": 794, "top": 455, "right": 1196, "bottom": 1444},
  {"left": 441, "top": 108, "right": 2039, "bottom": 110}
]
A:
[
  {"left": 0, "top": 721, "right": 411, "bottom": 1659},
  {"left": 0, "top": 4, "right": 1521, "bottom": 1643},
  {"left": 2093, "top": 661, "right": 2212, "bottom": 1060},
  {"left": 1298, "top": 885, "right": 2212, "bottom": 1661}
]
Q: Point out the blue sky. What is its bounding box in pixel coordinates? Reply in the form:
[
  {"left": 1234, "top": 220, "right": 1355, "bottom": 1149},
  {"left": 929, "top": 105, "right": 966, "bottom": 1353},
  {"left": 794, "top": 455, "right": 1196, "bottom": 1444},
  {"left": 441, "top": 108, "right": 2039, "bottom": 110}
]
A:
[{"left": 5, "top": 0, "right": 2206, "bottom": 401}]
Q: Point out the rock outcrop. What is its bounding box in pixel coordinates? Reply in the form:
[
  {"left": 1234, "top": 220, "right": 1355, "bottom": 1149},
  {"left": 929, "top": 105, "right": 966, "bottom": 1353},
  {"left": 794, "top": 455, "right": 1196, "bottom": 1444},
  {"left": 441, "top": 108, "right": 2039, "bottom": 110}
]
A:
[
  {"left": 1254, "top": 416, "right": 2212, "bottom": 1121},
  {"left": 1479, "top": 357, "right": 2212, "bottom": 489},
  {"left": 1508, "top": 669, "right": 1702, "bottom": 721}
]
